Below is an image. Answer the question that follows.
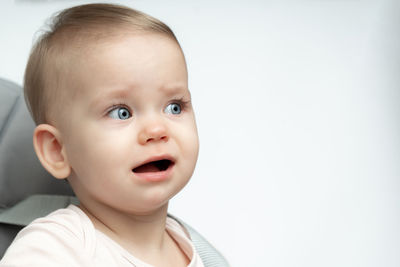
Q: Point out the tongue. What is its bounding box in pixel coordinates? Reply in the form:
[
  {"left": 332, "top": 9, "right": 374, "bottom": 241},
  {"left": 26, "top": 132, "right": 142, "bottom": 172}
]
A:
[{"left": 133, "top": 162, "right": 159, "bottom": 173}]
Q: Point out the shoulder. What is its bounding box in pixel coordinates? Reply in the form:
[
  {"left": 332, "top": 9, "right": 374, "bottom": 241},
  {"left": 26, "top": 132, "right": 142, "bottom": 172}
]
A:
[
  {"left": 0, "top": 205, "right": 95, "bottom": 266},
  {"left": 15, "top": 205, "right": 93, "bottom": 244}
]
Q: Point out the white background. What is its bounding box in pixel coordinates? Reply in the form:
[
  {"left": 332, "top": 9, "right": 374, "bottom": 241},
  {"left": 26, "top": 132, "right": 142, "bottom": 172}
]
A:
[{"left": 1, "top": 0, "right": 400, "bottom": 266}]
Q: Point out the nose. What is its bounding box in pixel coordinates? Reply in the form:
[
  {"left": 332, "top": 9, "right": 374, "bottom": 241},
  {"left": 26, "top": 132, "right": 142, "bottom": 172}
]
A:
[{"left": 138, "top": 119, "right": 169, "bottom": 145}]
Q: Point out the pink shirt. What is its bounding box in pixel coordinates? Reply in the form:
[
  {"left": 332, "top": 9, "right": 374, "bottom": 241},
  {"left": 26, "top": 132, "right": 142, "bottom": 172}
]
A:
[{"left": 0, "top": 205, "right": 204, "bottom": 267}]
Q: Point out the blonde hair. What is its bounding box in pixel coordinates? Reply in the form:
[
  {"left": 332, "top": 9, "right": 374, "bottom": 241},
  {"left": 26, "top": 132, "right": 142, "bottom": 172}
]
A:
[{"left": 24, "top": 3, "right": 179, "bottom": 125}]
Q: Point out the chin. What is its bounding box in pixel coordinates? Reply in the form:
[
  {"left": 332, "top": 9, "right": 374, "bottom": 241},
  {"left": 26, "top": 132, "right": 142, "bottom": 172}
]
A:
[{"left": 138, "top": 189, "right": 176, "bottom": 211}]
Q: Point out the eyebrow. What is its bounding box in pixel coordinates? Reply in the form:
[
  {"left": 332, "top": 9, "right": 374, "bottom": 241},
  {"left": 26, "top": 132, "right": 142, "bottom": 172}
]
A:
[
  {"left": 89, "top": 83, "right": 189, "bottom": 111},
  {"left": 158, "top": 83, "right": 188, "bottom": 95},
  {"left": 89, "top": 87, "right": 133, "bottom": 110}
]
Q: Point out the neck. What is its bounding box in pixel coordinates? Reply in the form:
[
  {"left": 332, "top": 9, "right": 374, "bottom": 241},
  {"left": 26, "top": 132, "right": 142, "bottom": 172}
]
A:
[{"left": 79, "top": 201, "right": 170, "bottom": 255}]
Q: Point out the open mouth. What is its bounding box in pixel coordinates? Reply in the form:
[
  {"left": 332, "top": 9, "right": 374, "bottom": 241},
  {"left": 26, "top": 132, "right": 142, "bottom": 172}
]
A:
[{"left": 132, "top": 159, "right": 174, "bottom": 173}]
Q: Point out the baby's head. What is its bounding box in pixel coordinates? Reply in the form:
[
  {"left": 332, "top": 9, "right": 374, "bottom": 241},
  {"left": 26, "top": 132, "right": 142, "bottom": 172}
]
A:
[{"left": 25, "top": 4, "right": 199, "bottom": 214}]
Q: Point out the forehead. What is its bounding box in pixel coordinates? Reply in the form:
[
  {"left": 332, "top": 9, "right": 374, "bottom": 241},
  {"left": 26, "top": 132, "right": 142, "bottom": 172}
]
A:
[{"left": 61, "top": 33, "right": 187, "bottom": 100}]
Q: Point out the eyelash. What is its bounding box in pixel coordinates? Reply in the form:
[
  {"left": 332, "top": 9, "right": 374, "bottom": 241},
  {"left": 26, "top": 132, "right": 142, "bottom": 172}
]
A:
[
  {"left": 105, "top": 98, "right": 191, "bottom": 116},
  {"left": 106, "top": 103, "right": 131, "bottom": 116},
  {"left": 168, "top": 98, "right": 191, "bottom": 112}
]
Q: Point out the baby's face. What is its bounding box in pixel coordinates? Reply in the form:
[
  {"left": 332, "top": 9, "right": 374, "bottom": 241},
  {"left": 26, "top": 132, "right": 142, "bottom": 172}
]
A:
[{"left": 57, "top": 34, "right": 199, "bottom": 213}]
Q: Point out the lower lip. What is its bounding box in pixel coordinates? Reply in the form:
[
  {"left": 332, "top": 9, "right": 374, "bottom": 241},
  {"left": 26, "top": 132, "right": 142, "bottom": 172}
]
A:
[{"left": 133, "top": 163, "right": 174, "bottom": 182}]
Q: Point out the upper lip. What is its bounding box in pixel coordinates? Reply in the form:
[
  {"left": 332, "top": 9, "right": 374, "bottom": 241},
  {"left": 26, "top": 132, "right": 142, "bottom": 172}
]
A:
[{"left": 132, "top": 154, "right": 175, "bottom": 170}]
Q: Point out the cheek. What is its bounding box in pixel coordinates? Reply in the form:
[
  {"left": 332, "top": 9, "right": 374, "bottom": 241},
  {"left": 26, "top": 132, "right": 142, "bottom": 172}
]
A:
[
  {"left": 65, "top": 127, "right": 132, "bottom": 177},
  {"left": 178, "top": 121, "right": 199, "bottom": 164}
]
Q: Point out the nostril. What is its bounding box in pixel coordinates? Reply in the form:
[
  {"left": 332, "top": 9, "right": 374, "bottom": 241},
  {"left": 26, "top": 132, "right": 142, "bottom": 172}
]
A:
[{"left": 145, "top": 135, "right": 168, "bottom": 143}]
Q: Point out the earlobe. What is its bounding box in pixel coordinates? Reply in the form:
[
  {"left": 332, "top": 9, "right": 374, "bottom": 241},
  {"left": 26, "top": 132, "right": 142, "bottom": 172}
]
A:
[{"left": 33, "top": 124, "right": 71, "bottom": 179}]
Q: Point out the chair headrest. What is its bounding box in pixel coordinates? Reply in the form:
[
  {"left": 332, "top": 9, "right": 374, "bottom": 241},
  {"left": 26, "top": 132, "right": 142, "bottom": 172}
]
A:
[{"left": 0, "top": 78, "right": 74, "bottom": 209}]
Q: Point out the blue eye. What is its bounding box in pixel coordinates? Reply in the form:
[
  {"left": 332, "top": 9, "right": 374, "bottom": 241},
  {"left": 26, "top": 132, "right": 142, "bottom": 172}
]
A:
[
  {"left": 164, "top": 103, "right": 182, "bottom": 115},
  {"left": 108, "top": 107, "right": 131, "bottom": 120}
]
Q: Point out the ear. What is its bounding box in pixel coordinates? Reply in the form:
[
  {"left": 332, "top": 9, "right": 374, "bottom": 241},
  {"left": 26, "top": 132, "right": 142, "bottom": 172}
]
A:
[{"left": 33, "top": 124, "right": 71, "bottom": 179}]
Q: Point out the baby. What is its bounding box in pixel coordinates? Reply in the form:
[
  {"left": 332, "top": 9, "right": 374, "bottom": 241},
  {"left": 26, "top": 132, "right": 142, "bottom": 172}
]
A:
[{"left": 0, "top": 3, "right": 226, "bottom": 267}]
